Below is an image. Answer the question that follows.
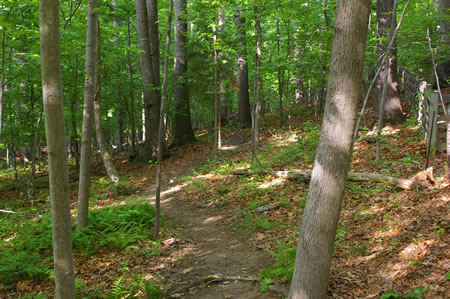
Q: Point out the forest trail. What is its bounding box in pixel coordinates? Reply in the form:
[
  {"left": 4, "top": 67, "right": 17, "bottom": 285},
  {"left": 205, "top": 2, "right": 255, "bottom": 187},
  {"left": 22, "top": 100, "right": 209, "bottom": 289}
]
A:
[{"left": 143, "top": 141, "right": 281, "bottom": 298}]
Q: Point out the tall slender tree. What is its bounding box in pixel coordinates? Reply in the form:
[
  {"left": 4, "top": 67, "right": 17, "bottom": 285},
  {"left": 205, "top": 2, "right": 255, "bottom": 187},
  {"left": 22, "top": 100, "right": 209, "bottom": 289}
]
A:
[
  {"left": 135, "top": 0, "right": 160, "bottom": 160},
  {"left": 289, "top": 0, "right": 371, "bottom": 297},
  {"left": 173, "top": 0, "right": 195, "bottom": 146},
  {"left": 234, "top": 8, "right": 251, "bottom": 128},
  {"left": 39, "top": 0, "right": 75, "bottom": 296},
  {"left": 252, "top": 4, "right": 263, "bottom": 146},
  {"left": 77, "top": 0, "right": 99, "bottom": 228}
]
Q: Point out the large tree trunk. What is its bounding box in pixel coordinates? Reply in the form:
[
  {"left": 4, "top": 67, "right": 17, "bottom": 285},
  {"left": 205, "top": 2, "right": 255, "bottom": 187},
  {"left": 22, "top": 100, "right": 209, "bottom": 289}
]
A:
[
  {"left": 135, "top": 0, "right": 159, "bottom": 161},
  {"left": 77, "top": 0, "right": 99, "bottom": 228},
  {"left": 288, "top": 0, "right": 371, "bottom": 298},
  {"left": 235, "top": 9, "right": 251, "bottom": 128},
  {"left": 173, "top": 0, "right": 196, "bottom": 146},
  {"left": 375, "top": 0, "right": 405, "bottom": 124},
  {"left": 38, "top": 0, "right": 75, "bottom": 297}
]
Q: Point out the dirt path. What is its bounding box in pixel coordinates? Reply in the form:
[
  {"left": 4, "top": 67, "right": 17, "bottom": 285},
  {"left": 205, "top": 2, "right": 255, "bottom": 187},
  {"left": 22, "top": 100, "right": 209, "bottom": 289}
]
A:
[{"left": 144, "top": 146, "right": 281, "bottom": 298}]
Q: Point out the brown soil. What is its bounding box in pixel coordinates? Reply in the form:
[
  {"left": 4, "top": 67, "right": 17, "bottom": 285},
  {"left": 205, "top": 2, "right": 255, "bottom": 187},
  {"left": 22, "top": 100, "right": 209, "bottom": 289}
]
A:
[{"left": 143, "top": 141, "right": 281, "bottom": 298}]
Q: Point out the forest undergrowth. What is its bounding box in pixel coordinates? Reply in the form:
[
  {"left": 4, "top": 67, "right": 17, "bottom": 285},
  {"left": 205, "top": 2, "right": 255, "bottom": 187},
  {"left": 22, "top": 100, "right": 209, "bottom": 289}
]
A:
[{"left": 0, "top": 109, "right": 449, "bottom": 298}]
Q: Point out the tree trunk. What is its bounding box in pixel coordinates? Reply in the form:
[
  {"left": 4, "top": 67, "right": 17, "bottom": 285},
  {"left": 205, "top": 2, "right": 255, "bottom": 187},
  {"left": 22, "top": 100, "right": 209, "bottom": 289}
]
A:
[
  {"left": 173, "top": 0, "right": 196, "bottom": 146},
  {"left": 155, "top": 0, "right": 173, "bottom": 240},
  {"left": 77, "top": 0, "right": 99, "bottom": 228},
  {"left": 135, "top": 0, "right": 159, "bottom": 160},
  {"left": 38, "top": 0, "right": 76, "bottom": 296},
  {"left": 235, "top": 9, "right": 251, "bottom": 128},
  {"left": 127, "top": 17, "right": 137, "bottom": 156},
  {"left": 113, "top": 1, "right": 123, "bottom": 153},
  {"left": 437, "top": 0, "right": 450, "bottom": 87},
  {"left": 253, "top": 5, "right": 263, "bottom": 146},
  {"left": 288, "top": 0, "right": 370, "bottom": 298},
  {"left": 94, "top": 20, "right": 120, "bottom": 184},
  {"left": 375, "top": 0, "right": 405, "bottom": 124},
  {"left": 276, "top": 19, "right": 283, "bottom": 127},
  {"left": 218, "top": 5, "right": 228, "bottom": 124},
  {"left": 70, "top": 56, "right": 79, "bottom": 167},
  {"left": 214, "top": 14, "right": 222, "bottom": 157}
]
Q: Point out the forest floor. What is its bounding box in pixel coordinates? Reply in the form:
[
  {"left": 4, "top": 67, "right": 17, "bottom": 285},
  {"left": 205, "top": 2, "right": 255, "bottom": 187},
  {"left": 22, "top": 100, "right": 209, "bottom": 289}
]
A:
[{"left": 0, "top": 109, "right": 449, "bottom": 298}]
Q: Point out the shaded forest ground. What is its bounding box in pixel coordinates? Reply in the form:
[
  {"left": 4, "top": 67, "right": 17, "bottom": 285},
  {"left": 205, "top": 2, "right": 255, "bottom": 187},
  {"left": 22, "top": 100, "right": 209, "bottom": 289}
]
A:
[{"left": 0, "top": 108, "right": 449, "bottom": 298}]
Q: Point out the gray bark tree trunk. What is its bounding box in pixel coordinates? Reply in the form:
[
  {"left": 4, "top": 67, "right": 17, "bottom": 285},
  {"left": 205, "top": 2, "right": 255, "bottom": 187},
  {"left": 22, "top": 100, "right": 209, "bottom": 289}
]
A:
[
  {"left": 77, "top": 0, "right": 99, "bottom": 228},
  {"left": 155, "top": 0, "right": 173, "bottom": 240},
  {"left": 437, "top": 0, "right": 450, "bottom": 86},
  {"left": 94, "top": 21, "right": 120, "bottom": 184},
  {"left": 235, "top": 8, "right": 251, "bottom": 128},
  {"left": 252, "top": 5, "right": 262, "bottom": 146},
  {"left": 173, "top": 0, "right": 196, "bottom": 146},
  {"left": 135, "top": 0, "right": 159, "bottom": 160},
  {"left": 375, "top": 0, "right": 405, "bottom": 124},
  {"left": 38, "top": 0, "right": 75, "bottom": 297},
  {"left": 288, "top": 0, "right": 371, "bottom": 298}
]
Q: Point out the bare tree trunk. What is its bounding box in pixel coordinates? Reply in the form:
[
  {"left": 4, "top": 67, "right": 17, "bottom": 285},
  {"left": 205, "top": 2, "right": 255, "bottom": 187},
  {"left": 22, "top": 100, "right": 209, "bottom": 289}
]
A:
[
  {"left": 154, "top": 0, "right": 173, "bottom": 240},
  {"left": 39, "top": 0, "right": 75, "bottom": 296},
  {"left": 276, "top": 19, "right": 283, "bottom": 127},
  {"left": 77, "top": 0, "right": 99, "bottom": 228},
  {"left": 235, "top": 8, "right": 251, "bottom": 128},
  {"left": 253, "top": 5, "right": 262, "bottom": 147},
  {"left": 113, "top": 0, "right": 123, "bottom": 153},
  {"left": 135, "top": 0, "right": 159, "bottom": 160},
  {"left": 70, "top": 56, "right": 79, "bottom": 167},
  {"left": 94, "top": 21, "right": 120, "bottom": 184},
  {"left": 173, "top": 0, "right": 196, "bottom": 146},
  {"left": 289, "top": 0, "right": 371, "bottom": 297},
  {"left": 214, "top": 19, "right": 221, "bottom": 158},
  {"left": 127, "top": 17, "right": 137, "bottom": 156},
  {"left": 375, "top": 0, "right": 405, "bottom": 124}
]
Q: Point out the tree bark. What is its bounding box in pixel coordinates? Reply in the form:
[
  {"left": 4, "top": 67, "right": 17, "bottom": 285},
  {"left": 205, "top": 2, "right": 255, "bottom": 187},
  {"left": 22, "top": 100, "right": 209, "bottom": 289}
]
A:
[
  {"left": 94, "top": 20, "right": 120, "bottom": 184},
  {"left": 288, "top": 0, "right": 371, "bottom": 298},
  {"left": 154, "top": 0, "right": 174, "bottom": 240},
  {"left": 253, "top": 5, "right": 263, "bottom": 147},
  {"left": 135, "top": 0, "right": 159, "bottom": 160},
  {"left": 77, "top": 0, "right": 99, "bottom": 228},
  {"left": 235, "top": 9, "right": 251, "bottom": 128},
  {"left": 38, "top": 0, "right": 75, "bottom": 296},
  {"left": 127, "top": 17, "right": 137, "bottom": 156},
  {"left": 173, "top": 0, "right": 196, "bottom": 146},
  {"left": 375, "top": 0, "right": 405, "bottom": 124}
]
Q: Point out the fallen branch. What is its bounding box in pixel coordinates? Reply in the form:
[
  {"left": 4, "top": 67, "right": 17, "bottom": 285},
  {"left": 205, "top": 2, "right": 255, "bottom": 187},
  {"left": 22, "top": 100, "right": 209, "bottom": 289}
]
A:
[
  {"left": 0, "top": 209, "right": 16, "bottom": 214},
  {"left": 232, "top": 168, "right": 435, "bottom": 191}
]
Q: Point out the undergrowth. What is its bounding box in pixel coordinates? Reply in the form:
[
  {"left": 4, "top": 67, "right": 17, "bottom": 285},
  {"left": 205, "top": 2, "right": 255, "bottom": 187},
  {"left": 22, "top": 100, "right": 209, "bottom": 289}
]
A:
[{"left": 0, "top": 200, "right": 157, "bottom": 284}]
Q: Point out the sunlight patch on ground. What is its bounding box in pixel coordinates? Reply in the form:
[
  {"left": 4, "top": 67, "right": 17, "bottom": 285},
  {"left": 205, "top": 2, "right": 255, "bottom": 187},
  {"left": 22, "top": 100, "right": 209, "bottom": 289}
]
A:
[
  {"left": 202, "top": 215, "right": 224, "bottom": 224},
  {"left": 219, "top": 145, "right": 239, "bottom": 150},
  {"left": 365, "top": 126, "right": 402, "bottom": 136},
  {"left": 398, "top": 241, "right": 432, "bottom": 261},
  {"left": 258, "top": 178, "right": 285, "bottom": 189}
]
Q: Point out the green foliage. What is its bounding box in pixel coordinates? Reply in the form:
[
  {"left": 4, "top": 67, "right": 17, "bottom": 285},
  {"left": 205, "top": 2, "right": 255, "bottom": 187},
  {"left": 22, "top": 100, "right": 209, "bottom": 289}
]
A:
[
  {"left": 265, "top": 120, "right": 320, "bottom": 168},
  {"left": 0, "top": 201, "right": 156, "bottom": 283},
  {"left": 380, "top": 288, "right": 429, "bottom": 299},
  {"left": 110, "top": 274, "right": 164, "bottom": 299},
  {"left": 259, "top": 245, "right": 296, "bottom": 292}
]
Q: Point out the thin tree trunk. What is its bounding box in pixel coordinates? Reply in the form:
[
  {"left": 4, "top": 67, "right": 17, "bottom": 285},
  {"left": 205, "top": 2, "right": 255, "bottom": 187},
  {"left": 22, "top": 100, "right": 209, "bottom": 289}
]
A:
[
  {"left": 39, "top": 0, "right": 76, "bottom": 296},
  {"left": 289, "top": 0, "right": 371, "bottom": 297},
  {"left": 173, "top": 0, "right": 196, "bottom": 146},
  {"left": 214, "top": 18, "right": 222, "bottom": 158},
  {"left": 127, "top": 18, "right": 137, "bottom": 156},
  {"left": 154, "top": 0, "right": 173, "bottom": 240},
  {"left": 235, "top": 8, "right": 251, "bottom": 128},
  {"left": 253, "top": 5, "right": 262, "bottom": 147},
  {"left": 218, "top": 5, "right": 228, "bottom": 124},
  {"left": 113, "top": 1, "right": 123, "bottom": 153},
  {"left": 77, "top": 0, "right": 99, "bottom": 228},
  {"left": 70, "top": 56, "right": 79, "bottom": 167},
  {"left": 94, "top": 20, "right": 120, "bottom": 184},
  {"left": 276, "top": 19, "right": 283, "bottom": 127}
]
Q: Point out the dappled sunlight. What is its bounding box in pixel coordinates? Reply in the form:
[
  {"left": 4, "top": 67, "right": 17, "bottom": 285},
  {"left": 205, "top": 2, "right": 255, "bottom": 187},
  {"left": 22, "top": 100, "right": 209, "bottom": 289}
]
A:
[{"left": 258, "top": 177, "right": 285, "bottom": 189}]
